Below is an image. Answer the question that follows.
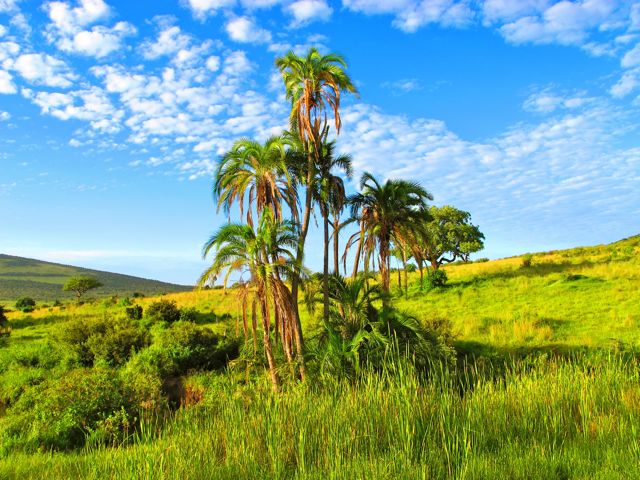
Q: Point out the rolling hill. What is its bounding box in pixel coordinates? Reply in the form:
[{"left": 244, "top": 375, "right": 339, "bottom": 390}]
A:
[{"left": 0, "top": 254, "right": 193, "bottom": 301}]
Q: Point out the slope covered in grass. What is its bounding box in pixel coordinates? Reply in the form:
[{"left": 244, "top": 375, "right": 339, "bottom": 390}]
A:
[{"left": 0, "top": 254, "right": 193, "bottom": 302}]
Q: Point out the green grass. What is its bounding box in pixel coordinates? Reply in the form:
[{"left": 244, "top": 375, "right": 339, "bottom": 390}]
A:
[
  {"left": 0, "top": 254, "right": 193, "bottom": 302},
  {"left": 0, "top": 235, "right": 638, "bottom": 478}
]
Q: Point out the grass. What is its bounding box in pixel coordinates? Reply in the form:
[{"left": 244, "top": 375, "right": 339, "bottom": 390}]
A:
[
  {"left": 1, "top": 358, "right": 639, "bottom": 479},
  {"left": 0, "top": 235, "right": 638, "bottom": 478}
]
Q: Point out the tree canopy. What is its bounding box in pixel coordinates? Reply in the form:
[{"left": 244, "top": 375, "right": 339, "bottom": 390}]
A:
[{"left": 63, "top": 276, "right": 103, "bottom": 300}]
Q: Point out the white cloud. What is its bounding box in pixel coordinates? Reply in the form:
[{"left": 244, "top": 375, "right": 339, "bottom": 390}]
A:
[
  {"left": 287, "top": 0, "right": 333, "bottom": 26},
  {"left": 342, "top": 0, "right": 474, "bottom": 32},
  {"left": 0, "top": 0, "right": 19, "bottom": 12},
  {"left": 141, "top": 25, "right": 192, "bottom": 59},
  {"left": 523, "top": 89, "right": 592, "bottom": 113},
  {"left": 610, "top": 67, "right": 640, "bottom": 97},
  {"left": 205, "top": 55, "right": 220, "bottom": 71},
  {"left": 225, "top": 16, "right": 272, "bottom": 43},
  {"left": 45, "top": 0, "right": 136, "bottom": 58},
  {"left": 182, "top": 0, "right": 236, "bottom": 19},
  {"left": 622, "top": 42, "right": 640, "bottom": 68},
  {"left": 12, "top": 53, "right": 77, "bottom": 88},
  {"left": 498, "top": 1, "right": 618, "bottom": 46},
  {"left": 0, "top": 110, "right": 9, "bottom": 120},
  {"left": 0, "top": 25, "right": 6, "bottom": 37},
  {"left": 46, "top": 0, "right": 111, "bottom": 34},
  {"left": 0, "top": 70, "right": 16, "bottom": 93},
  {"left": 382, "top": 78, "right": 421, "bottom": 93},
  {"left": 337, "top": 99, "right": 639, "bottom": 245}
]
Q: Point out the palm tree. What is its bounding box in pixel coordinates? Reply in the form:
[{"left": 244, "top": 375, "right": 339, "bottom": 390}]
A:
[
  {"left": 214, "top": 136, "right": 296, "bottom": 227},
  {"left": 199, "top": 211, "right": 300, "bottom": 390},
  {"left": 275, "top": 48, "right": 357, "bottom": 363},
  {"left": 346, "top": 173, "right": 433, "bottom": 304},
  {"left": 314, "top": 141, "right": 353, "bottom": 322}
]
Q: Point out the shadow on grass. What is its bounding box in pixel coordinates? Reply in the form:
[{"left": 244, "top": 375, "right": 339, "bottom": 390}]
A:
[{"left": 9, "top": 315, "right": 65, "bottom": 330}]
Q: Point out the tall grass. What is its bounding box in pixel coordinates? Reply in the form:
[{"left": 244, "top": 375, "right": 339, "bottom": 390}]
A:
[{"left": 2, "top": 355, "right": 639, "bottom": 479}]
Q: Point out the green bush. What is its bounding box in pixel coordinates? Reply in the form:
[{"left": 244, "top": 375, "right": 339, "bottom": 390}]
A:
[
  {"left": 521, "top": 254, "right": 533, "bottom": 267},
  {"left": 0, "top": 369, "right": 136, "bottom": 452},
  {"left": 129, "top": 322, "right": 239, "bottom": 379},
  {"left": 15, "top": 298, "right": 35, "bottom": 313},
  {"left": 405, "top": 263, "right": 417, "bottom": 273},
  {"left": 426, "top": 268, "right": 448, "bottom": 288},
  {"left": 59, "top": 316, "right": 149, "bottom": 367},
  {"left": 179, "top": 307, "right": 198, "bottom": 323},
  {"left": 125, "top": 305, "right": 143, "bottom": 321},
  {"left": 0, "top": 306, "right": 9, "bottom": 338},
  {"left": 146, "top": 299, "right": 180, "bottom": 323},
  {"left": 475, "top": 257, "right": 490, "bottom": 263}
]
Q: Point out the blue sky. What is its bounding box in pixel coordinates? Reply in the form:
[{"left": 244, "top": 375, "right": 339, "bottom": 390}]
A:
[{"left": 1, "top": 0, "right": 639, "bottom": 285}]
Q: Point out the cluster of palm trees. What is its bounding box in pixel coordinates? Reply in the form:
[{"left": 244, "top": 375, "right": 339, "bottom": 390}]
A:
[{"left": 200, "top": 48, "right": 477, "bottom": 389}]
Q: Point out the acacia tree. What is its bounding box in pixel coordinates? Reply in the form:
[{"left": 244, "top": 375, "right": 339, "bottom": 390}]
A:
[
  {"left": 346, "top": 173, "right": 432, "bottom": 304},
  {"left": 276, "top": 48, "right": 357, "bottom": 353},
  {"left": 63, "top": 276, "right": 102, "bottom": 301},
  {"left": 417, "top": 205, "right": 484, "bottom": 272}
]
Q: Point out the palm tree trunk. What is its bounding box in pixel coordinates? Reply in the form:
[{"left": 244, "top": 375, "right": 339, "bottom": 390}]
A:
[
  {"left": 380, "top": 241, "right": 390, "bottom": 306},
  {"left": 333, "top": 215, "right": 340, "bottom": 274},
  {"left": 259, "top": 294, "right": 279, "bottom": 391},
  {"left": 251, "top": 298, "right": 258, "bottom": 355},
  {"left": 351, "top": 222, "right": 364, "bottom": 279},
  {"left": 323, "top": 210, "right": 330, "bottom": 323},
  {"left": 402, "top": 251, "right": 408, "bottom": 298}
]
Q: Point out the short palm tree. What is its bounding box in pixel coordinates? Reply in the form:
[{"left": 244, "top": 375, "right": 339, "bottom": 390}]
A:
[
  {"left": 199, "top": 211, "right": 300, "bottom": 389},
  {"left": 346, "top": 173, "right": 433, "bottom": 304}
]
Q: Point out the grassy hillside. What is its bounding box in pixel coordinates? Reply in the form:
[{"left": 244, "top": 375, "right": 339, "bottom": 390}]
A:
[
  {"left": 0, "top": 254, "right": 193, "bottom": 302},
  {"left": 0, "top": 235, "right": 639, "bottom": 479}
]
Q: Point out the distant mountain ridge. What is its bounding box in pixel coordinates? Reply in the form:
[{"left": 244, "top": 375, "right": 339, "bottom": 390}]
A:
[{"left": 0, "top": 254, "right": 193, "bottom": 301}]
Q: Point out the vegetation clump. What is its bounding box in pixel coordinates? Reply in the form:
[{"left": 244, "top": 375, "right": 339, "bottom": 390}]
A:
[
  {"left": 15, "top": 297, "right": 35, "bottom": 313},
  {"left": 146, "top": 299, "right": 184, "bottom": 323}
]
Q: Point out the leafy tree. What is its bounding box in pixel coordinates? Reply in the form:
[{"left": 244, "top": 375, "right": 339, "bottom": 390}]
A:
[
  {"left": 418, "top": 205, "right": 484, "bottom": 271},
  {"left": 276, "top": 48, "right": 357, "bottom": 364},
  {"left": 15, "top": 297, "right": 36, "bottom": 312},
  {"left": 346, "top": 173, "right": 432, "bottom": 303},
  {"left": 63, "top": 276, "right": 103, "bottom": 301}
]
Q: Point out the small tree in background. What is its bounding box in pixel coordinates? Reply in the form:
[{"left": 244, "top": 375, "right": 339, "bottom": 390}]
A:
[
  {"left": 15, "top": 297, "right": 36, "bottom": 312},
  {"left": 63, "top": 276, "right": 103, "bottom": 302}
]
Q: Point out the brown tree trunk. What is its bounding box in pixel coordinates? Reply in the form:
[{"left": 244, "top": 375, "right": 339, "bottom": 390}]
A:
[
  {"left": 259, "top": 287, "right": 279, "bottom": 391},
  {"left": 251, "top": 298, "right": 258, "bottom": 354},
  {"left": 351, "top": 222, "right": 364, "bottom": 279},
  {"left": 323, "top": 210, "right": 330, "bottom": 323},
  {"left": 333, "top": 215, "right": 340, "bottom": 274}
]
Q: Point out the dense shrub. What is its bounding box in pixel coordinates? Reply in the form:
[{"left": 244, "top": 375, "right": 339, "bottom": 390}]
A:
[
  {"left": 405, "top": 263, "right": 417, "bottom": 273},
  {"left": 0, "top": 369, "right": 136, "bottom": 452},
  {"left": 521, "top": 254, "right": 533, "bottom": 267},
  {"left": 474, "top": 257, "right": 490, "bottom": 263},
  {"left": 426, "top": 268, "right": 448, "bottom": 288},
  {"left": 15, "top": 298, "right": 35, "bottom": 313},
  {"left": 0, "top": 306, "right": 9, "bottom": 338},
  {"left": 59, "top": 316, "right": 149, "bottom": 367},
  {"left": 179, "top": 307, "right": 197, "bottom": 323},
  {"left": 125, "top": 305, "right": 143, "bottom": 320},
  {"left": 128, "top": 322, "right": 239, "bottom": 379},
  {"left": 146, "top": 299, "right": 181, "bottom": 323}
]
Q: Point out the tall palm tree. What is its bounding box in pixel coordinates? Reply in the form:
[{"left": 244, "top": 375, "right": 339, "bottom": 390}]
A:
[
  {"left": 314, "top": 141, "right": 352, "bottom": 322},
  {"left": 275, "top": 48, "right": 357, "bottom": 365},
  {"left": 199, "top": 211, "right": 300, "bottom": 390},
  {"left": 346, "top": 173, "right": 433, "bottom": 304},
  {"left": 214, "top": 136, "right": 296, "bottom": 227}
]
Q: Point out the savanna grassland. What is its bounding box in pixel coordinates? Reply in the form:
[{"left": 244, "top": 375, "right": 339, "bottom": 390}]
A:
[{"left": 0, "top": 235, "right": 638, "bottom": 479}]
